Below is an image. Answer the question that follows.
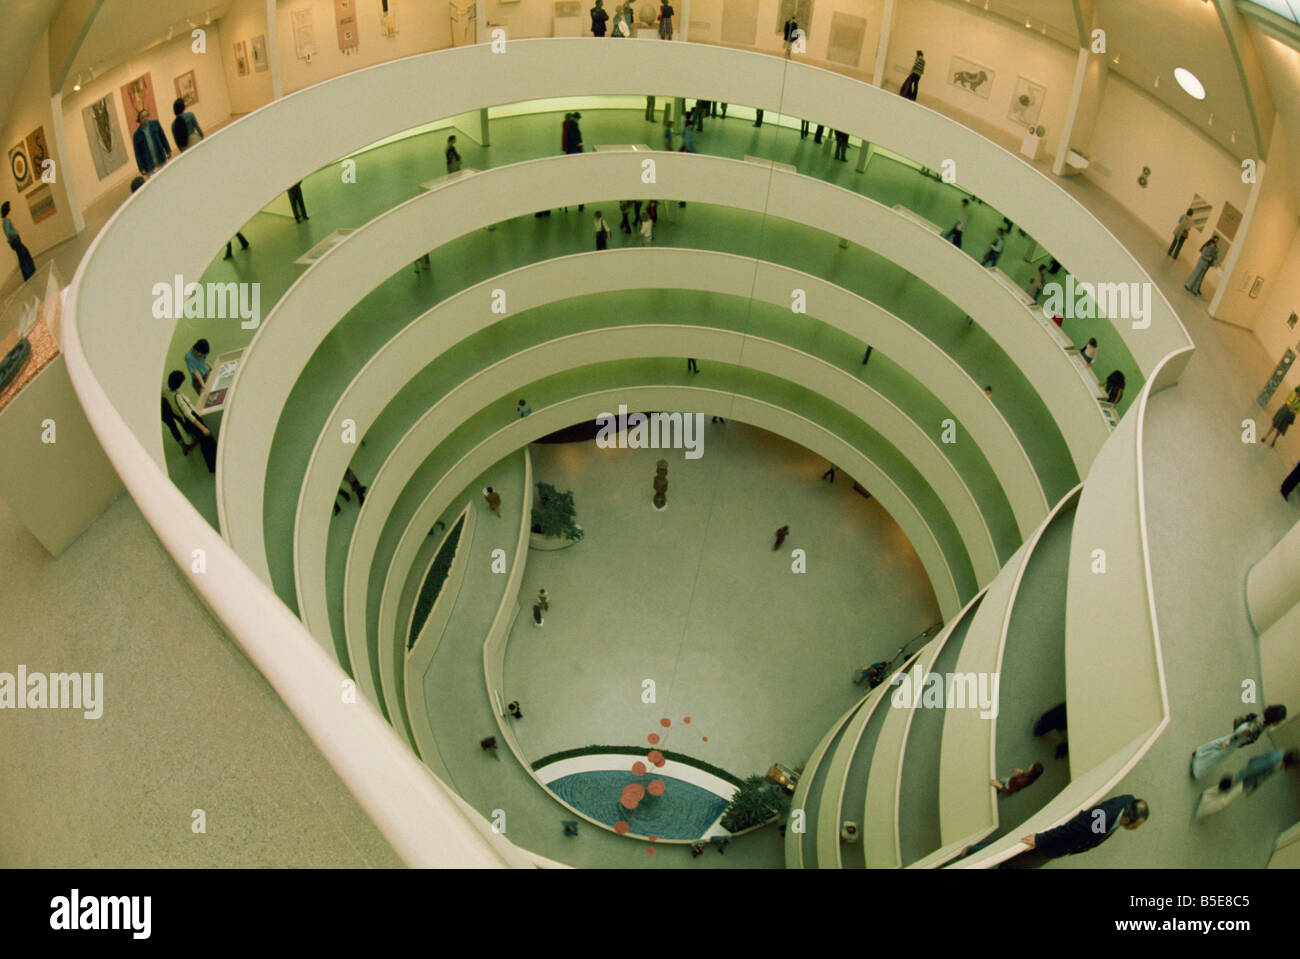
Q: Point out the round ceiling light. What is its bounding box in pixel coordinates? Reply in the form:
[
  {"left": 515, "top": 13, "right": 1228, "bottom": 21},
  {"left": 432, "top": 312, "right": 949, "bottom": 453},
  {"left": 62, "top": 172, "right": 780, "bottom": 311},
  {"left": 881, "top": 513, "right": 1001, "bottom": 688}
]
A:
[{"left": 1174, "top": 67, "right": 1206, "bottom": 100}]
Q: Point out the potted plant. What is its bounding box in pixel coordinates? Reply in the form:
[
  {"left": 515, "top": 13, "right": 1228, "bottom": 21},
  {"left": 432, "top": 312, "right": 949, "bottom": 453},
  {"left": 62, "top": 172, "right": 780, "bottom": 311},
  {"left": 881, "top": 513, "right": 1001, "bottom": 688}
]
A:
[
  {"left": 529, "top": 482, "right": 584, "bottom": 550},
  {"left": 720, "top": 775, "right": 790, "bottom": 833}
]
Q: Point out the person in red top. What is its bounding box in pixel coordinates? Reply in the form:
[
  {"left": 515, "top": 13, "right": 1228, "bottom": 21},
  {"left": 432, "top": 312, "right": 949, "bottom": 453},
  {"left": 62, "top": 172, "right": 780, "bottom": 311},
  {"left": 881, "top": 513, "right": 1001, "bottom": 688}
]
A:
[{"left": 991, "top": 762, "right": 1044, "bottom": 797}]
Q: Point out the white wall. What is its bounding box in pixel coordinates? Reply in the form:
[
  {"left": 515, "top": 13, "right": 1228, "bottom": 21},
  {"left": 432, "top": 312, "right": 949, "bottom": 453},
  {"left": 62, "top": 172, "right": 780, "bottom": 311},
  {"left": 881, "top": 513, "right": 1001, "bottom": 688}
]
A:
[
  {"left": 1251, "top": 229, "right": 1300, "bottom": 399},
  {"left": 222, "top": 0, "right": 275, "bottom": 114},
  {"left": 60, "top": 27, "right": 235, "bottom": 213},
  {"left": 1083, "top": 73, "right": 1250, "bottom": 245},
  {"left": 274, "top": 0, "right": 453, "bottom": 95},
  {"left": 887, "top": 0, "right": 1077, "bottom": 147},
  {"left": 0, "top": 34, "right": 80, "bottom": 286}
]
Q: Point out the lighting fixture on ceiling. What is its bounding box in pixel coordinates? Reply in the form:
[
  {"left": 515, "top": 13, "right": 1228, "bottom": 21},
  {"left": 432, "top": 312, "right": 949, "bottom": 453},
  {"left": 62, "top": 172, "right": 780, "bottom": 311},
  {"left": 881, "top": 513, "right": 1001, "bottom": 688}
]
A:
[
  {"left": 1154, "top": 75, "right": 1160, "bottom": 88},
  {"left": 1208, "top": 112, "right": 1215, "bottom": 126},
  {"left": 205, "top": 11, "right": 212, "bottom": 25},
  {"left": 1174, "top": 67, "right": 1206, "bottom": 100},
  {"left": 1025, "top": 18, "right": 1031, "bottom": 28},
  {"left": 72, "top": 75, "right": 81, "bottom": 91}
]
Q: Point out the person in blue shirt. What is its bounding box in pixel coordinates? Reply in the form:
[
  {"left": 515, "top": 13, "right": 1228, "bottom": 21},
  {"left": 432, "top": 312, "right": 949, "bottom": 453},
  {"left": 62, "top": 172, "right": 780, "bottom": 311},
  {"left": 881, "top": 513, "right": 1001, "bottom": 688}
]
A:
[
  {"left": 132, "top": 108, "right": 171, "bottom": 175},
  {"left": 2, "top": 201, "right": 36, "bottom": 281},
  {"left": 184, "top": 339, "right": 211, "bottom": 395},
  {"left": 171, "top": 97, "right": 203, "bottom": 152}
]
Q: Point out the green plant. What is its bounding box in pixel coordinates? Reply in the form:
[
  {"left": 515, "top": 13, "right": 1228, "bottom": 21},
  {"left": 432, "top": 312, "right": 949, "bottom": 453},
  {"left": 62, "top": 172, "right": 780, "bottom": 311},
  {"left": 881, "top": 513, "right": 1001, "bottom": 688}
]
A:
[
  {"left": 530, "top": 482, "right": 584, "bottom": 542},
  {"left": 720, "top": 775, "right": 789, "bottom": 833}
]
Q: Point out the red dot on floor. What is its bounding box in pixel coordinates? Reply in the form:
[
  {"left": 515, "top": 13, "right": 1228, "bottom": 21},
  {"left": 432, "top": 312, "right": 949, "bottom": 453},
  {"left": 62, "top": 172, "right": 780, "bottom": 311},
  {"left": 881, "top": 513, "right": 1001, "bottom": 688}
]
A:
[
  {"left": 632, "top": 761, "right": 647, "bottom": 775},
  {"left": 615, "top": 821, "right": 629, "bottom": 834},
  {"left": 660, "top": 718, "right": 672, "bottom": 727},
  {"left": 683, "top": 717, "right": 691, "bottom": 724},
  {"left": 647, "top": 847, "right": 655, "bottom": 855},
  {"left": 647, "top": 750, "right": 664, "bottom": 765},
  {"left": 702, "top": 736, "right": 708, "bottom": 742},
  {"left": 648, "top": 779, "right": 665, "bottom": 796},
  {"left": 647, "top": 733, "right": 660, "bottom": 745}
]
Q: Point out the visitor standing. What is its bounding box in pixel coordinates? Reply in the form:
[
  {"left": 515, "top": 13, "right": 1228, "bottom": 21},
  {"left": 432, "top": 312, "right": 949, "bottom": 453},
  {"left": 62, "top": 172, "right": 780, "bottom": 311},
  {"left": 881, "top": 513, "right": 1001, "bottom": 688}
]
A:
[
  {"left": 132, "top": 108, "right": 171, "bottom": 176},
  {"left": 1168, "top": 208, "right": 1195, "bottom": 259},
  {"left": 773, "top": 525, "right": 789, "bottom": 550},
  {"left": 2, "top": 201, "right": 36, "bottom": 282},
  {"left": 1184, "top": 236, "right": 1219, "bottom": 296},
  {"left": 900, "top": 50, "right": 925, "bottom": 100},
  {"left": 166, "top": 370, "right": 217, "bottom": 472},
  {"left": 594, "top": 211, "right": 611, "bottom": 249},
  {"left": 445, "top": 134, "right": 462, "bottom": 173},
  {"left": 590, "top": 0, "right": 609, "bottom": 36},
  {"left": 783, "top": 17, "right": 799, "bottom": 57},
  {"left": 658, "top": 1, "right": 674, "bottom": 39},
  {"left": 1260, "top": 400, "right": 1297, "bottom": 448},
  {"left": 184, "top": 339, "right": 211, "bottom": 395},
  {"left": 538, "top": 589, "right": 550, "bottom": 611},
  {"left": 170, "top": 97, "right": 203, "bottom": 152},
  {"left": 834, "top": 129, "right": 850, "bottom": 161},
  {"left": 981, "top": 228, "right": 1005, "bottom": 267},
  {"left": 287, "top": 181, "right": 309, "bottom": 222},
  {"left": 518, "top": 399, "right": 532, "bottom": 417},
  {"left": 483, "top": 486, "right": 502, "bottom": 516}
]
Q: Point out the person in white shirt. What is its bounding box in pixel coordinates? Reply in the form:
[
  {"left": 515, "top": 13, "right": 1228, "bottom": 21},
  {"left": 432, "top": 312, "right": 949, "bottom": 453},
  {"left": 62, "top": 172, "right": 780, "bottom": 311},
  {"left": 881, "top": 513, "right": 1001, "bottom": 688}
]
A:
[
  {"left": 166, "top": 370, "right": 216, "bottom": 472},
  {"left": 640, "top": 216, "right": 653, "bottom": 246},
  {"left": 980, "top": 228, "right": 1006, "bottom": 267},
  {"left": 1167, "top": 208, "right": 1195, "bottom": 259},
  {"left": 1080, "top": 338, "right": 1098, "bottom": 365},
  {"left": 594, "top": 211, "right": 612, "bottom": 250}
]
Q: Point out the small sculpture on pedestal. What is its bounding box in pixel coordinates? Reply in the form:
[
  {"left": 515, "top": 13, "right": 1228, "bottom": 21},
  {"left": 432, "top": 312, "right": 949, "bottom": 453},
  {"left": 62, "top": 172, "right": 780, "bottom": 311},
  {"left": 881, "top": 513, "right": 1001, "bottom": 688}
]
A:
[{"left": 653, "top": 459, "right": 668, "bottom": 510}]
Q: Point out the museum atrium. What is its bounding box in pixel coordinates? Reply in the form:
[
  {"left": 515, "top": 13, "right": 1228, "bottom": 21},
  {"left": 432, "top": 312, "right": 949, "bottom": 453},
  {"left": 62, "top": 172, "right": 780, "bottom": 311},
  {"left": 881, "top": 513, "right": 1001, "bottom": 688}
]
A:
[{"left": 0, "top": 0, "right": 1298, "bottom": 870}]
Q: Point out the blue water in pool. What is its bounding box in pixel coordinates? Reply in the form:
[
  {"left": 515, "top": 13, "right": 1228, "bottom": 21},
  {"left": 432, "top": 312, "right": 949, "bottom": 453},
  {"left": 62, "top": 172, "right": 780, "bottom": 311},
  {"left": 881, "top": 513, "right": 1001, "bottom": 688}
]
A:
[{"left": 547, "top": 770, "right": 729, "bottom": 840}]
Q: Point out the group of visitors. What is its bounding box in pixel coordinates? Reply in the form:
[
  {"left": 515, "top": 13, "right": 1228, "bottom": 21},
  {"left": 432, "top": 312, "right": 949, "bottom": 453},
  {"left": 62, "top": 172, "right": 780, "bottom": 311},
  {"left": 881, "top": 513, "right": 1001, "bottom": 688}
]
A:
[{"left": 590, "top": 2, "right": 675, "bottom": 39}]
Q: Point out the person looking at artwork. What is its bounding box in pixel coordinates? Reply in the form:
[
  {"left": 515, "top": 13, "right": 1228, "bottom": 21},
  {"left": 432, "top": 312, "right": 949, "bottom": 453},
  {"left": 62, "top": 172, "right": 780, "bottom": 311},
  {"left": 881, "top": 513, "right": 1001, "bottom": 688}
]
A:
[
  {"left": 783, "top": 16, "right": 799, "bottom": 58},
  {"left": 1168, "top": 208, "right": 1195, "bottom": 259},
  {"left": 132, "top": 108, "right": 172, "bottom": 176},
  {"left": 900, "top": 50, "right": 925, "bottom": 100},
  {"left": 1104, "top": 369, "right": 1125, "bottom": 405},
  {"left": 1184, "top": 235, "right": 1219, "bottom": 296},
  {"left": 658, "top": 1, "right": 675, "bottom": 39},
  {"left": 170, "top": 97, "right": 203, "bottom": 152},
  {"left": 165, "top": 370, "right": 216, "bottom": 473},
  {"left": 184, "top": 339, "right": 211, "bottom": 395},
  {"left": 1, "top": 201, "right": 36, "bottom": 282},
  {"left": 1260, "top": 398, "right": 1296, "bottom": 448},
  {"left": 445, "top": 135, "right": 462, "bottom": 173}
]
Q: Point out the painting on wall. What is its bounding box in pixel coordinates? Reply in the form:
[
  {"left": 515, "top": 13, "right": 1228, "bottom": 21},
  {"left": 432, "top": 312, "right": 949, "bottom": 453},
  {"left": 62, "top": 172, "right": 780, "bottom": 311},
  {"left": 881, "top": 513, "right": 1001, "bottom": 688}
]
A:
[
  {"left": 293, "top": 8, "right": 318, "bottom": 61},
  {"left": 120, "top": 72, "right": 159, "bottom": 130},
  {"left": 24, "top": 128, "right": 50, "bottom": 180},
  {"left": 1008, "top": 75, "right": 1046, "bottom": 128},
  {"left": 234, "top": 40, "right": 249, "bottom": 76},
  {"left": 1186, "top": 194, "right": 1212, "bottom": 232},
  {"left": 8, "top": 143, "right": 31, "bottom": 192},
  {"left": 336, "top": 0, "right": 360, "bottom": 54},
  {"left": 826, "top": 12, "right": 866, "bottom": 67},
  {"left": 1216, "top": 200, "right": 1242, "bottom": 241},
  {"left": 251, "top": 34, "right": 268, "bottom": 72},
  {"left": 174, "top": 70, "right": 199, "bottom": 107},
  {"left": 25, "top": 183, "right": 56, "bottom": 224},
  {"left": 948, "top": 55, "right": 995, "bottom": 100},
  {"left": 81, "top": 94, "right": 129, "bottom": 180}
]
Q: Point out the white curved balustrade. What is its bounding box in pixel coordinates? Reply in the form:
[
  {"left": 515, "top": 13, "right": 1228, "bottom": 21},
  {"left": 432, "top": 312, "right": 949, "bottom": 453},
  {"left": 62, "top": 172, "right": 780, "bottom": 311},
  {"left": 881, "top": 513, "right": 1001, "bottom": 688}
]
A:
[
  {"left": 295, "top": 250, "right": 1048, "bottom": 675},
  {"left": 348, "top": 349, "right": 975, "bottom": 721},
  {"left": 226, "top": 151, "right": 1099, "bottom": 593}
]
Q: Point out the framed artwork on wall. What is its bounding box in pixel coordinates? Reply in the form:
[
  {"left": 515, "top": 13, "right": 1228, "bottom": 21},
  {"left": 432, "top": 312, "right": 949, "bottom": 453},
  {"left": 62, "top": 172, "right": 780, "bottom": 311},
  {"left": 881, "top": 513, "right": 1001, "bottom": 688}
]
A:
[
  {"left": 120, "top": 72, "right": 159, "bottom": 130},
  {"left": 1216, "top": 200, "right": 1242, "bottom": 241},
  {"left": 826, "top": 12, "right": 867, "bottom": 67},
  {"left": 24, "top": 128, "right": 49, "bottom": 180},
  {"left": 25, "top": 183, "right": 56, "bottom": 224},
  {"left": 81, "top": 94, "right": 128, "bottom": 180},
  {"left": 949, "top": 55, "right": 995, "bottom": 99},
  {"left": 336, "top": 0, "right": 360, "bottom": 54},
  {"left": 9, "top": 143, "right": 31, "bottom": 191},
  {"left": 234, "top": 40, "right": 249, "bottom": 76},
  {"left": 251, "top": 35, "right": 268, "bottom": 72},
  {"left": 1008, "top": 76, "right": 1046, "bottom": 127},
  {"left": 174, "top": 70, "right": 199, "bottom": 107},
  {"left": 293, "top": 8, "right": 318, "bottom": 61}
]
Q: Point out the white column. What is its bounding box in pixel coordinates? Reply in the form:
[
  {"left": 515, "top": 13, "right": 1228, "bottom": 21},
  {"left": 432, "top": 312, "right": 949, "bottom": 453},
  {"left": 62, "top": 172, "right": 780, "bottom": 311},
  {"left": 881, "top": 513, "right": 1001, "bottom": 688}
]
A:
[
  {"left": 266, "top": 0, "right": 284, "bottom": 99},
  {"left": 1052, "top": 48, "right": 1089, "bottom": 177},
  {"left": 872, "top": 0, "right": 896, "bottom": 88},
  {"left": 1247, "top": 518, "right": 1300, "bottom": 635},
  {"left": 48, "top": 92, "right": 85, "bottom": 233},
  {"left": 678, "top": 0, "right": 692, "bottom": 41},
  {"left": 476, "top": 0, "right": 487, "bottom": 43}
]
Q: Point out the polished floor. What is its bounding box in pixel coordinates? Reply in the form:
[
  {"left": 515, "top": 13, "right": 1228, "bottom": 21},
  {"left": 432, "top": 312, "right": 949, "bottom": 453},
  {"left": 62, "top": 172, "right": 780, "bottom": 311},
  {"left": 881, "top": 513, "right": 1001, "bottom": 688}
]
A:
[{"left": 2, "top": 92, "right": 1297, "bottom": 868}]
